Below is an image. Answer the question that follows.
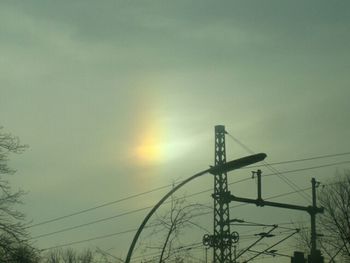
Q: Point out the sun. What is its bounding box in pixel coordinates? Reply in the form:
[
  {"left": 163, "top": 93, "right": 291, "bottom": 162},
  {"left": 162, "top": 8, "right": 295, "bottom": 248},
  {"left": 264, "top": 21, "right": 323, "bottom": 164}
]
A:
[
  {"left": 131, "top": 120, "right": 166, "bottom": 165},
  {"left": 127, "top": 76, "right": 196, "bottom": 166},
  {"left": 132, "top": 124, "right": 199, "bottom": 166},
  {"left": 135, "top": 135, "right": 163, "bottom": 164}
]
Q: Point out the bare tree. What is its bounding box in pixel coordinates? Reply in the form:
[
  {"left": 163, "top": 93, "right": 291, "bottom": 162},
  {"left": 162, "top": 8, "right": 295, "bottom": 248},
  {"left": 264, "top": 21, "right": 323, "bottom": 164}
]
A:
[
  {"left": 142, "top": 194, "right": 209, "bottom": 263},
  {"left": 43, "top": 248, "right": 103, "bottom": 263},
  {"left": 95, "top": 247, "right": 124, "bottom": 263},
  {"left": 78, "top": 249, "right": 94, "bottom": 263},
  {"left": 317, "top": 170, "right": 350, "bottom": 262},
  {"left": 9, "top": 243, "right": 41, "bottom": 263},
  {"left": 0, "top": 127, "right": 35, "bottom": 261},
  {"left": 296, "top": 170, "right": 350, "bottom": 262},
  {"left": 61, "top": 248, "right": 77, "bottom": 263},
  {"left": 44, "top": 249, "right": 61, "bottom": 263}
]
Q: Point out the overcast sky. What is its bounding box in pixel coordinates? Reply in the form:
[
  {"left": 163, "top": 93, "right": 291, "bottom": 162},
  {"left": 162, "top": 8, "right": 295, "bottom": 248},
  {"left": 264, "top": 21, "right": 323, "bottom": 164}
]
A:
[{"left": 1, "top": 1, "right": 350, "bottom": 262}]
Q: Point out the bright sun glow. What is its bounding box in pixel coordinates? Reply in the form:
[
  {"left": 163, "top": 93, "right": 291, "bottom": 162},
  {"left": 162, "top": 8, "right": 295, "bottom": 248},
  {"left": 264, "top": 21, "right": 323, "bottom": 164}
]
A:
[
  {"left": 131, "top": 118, "right": 166, "bottom": 165},
  {"left": 133, "top": 127, "right": 199, "bottom": 166},
  {"left": 135, "top": 135, "right": 163, "bottom": 163},
  {"left": 129, "top": 77, "right": 198, "bottom": 166}
]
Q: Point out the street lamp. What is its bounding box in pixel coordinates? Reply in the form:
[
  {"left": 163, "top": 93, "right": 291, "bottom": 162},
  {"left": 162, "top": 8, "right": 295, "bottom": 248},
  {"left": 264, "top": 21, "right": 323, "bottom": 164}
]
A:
[{"left": 125, "top": 153, "right": 267, "bottom": 263}]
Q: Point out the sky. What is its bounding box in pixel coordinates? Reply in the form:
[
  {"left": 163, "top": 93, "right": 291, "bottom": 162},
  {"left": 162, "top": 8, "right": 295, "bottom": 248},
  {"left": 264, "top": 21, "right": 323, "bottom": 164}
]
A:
[{"left": 1, "top": 0, "right": 350, "bottom": 262}]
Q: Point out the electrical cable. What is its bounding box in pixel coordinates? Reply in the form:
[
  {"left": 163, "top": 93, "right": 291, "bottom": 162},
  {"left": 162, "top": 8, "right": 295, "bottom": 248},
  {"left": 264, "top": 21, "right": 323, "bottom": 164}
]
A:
[
  {"left": 30, "top": 175, "right": 311, "bottom": 240},
  {"left": 226, "top": 132, "right": 311, "bottom": 201},
  {"left": 194, "top": 186, "right": 312, "bottom": 223},
  {"left": 230, "top": 219, "right": 299, "bottom": 231},
  {"left": 31, "top": 158, "right": 347, "bottom": 243},
  {"left": 248, "top": 151, "right": 350, "bottom": 167},
  {"left": 236, "top": 225, "right": 278, "bottom": 259},
  {"left": 40, "top": 223, "right": 160, "bottom": 251},
  {"left": 31, "top": 161, "right": 345, "bottom": 241},
  {"left": 242, "top": 230, "right": 299, "bottom": 262},
  {"left": 130, "top": 242, "right": 203, "bottom": 262},
  {"left": 26, "top": 183, "right": 174, "bottom": 229},
  {"left": 263, "top": 160, "right": 350, "bottom": 178},
  {"left": 37, "top": 185, "right": 313, "bottom": 250},
  {"left": 30, "top": 160, "right": 350, "bottom": 246},
  {"left": 31, "top": 205, "right": 154, "bottom": 239},
  {"left": 27, "top": 152, "right": 350, "bottom": 229},
  {"left": 246, "top": 248, "right": 291, "bottom": 258}
]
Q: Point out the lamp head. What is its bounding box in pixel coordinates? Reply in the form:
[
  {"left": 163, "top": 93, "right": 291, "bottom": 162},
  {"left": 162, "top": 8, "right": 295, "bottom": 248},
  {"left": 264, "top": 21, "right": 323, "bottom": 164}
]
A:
[{"left": 209, "top": 153, "right": 267, "bottom": 175}]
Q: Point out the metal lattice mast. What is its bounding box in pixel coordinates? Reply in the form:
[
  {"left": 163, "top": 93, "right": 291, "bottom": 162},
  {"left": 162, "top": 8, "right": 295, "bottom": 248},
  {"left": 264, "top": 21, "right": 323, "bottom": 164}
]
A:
[{"left": 213, "top": 125, "right": 232, "bottom": 262}]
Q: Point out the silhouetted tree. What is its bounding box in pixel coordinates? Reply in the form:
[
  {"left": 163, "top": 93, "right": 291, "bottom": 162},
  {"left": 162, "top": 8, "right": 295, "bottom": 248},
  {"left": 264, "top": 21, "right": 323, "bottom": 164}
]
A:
[
  {"left": 43, "top": 248, "right": 100, "bottom": 263},
  {"left": 44, "top": 249, "right": 60, "bottom": 263},
  {"left": 296, "top": 170, "right": 350, "bottom": 262},
  {"left": 78, "top": 249, "right": 94, "bottom": 263},
  {"left": 95, "top": 247, "right": 123, "bottom": 263},
  {"left": 142, "top": 194, "right": 209, "bottom": 263},
  {"left": 8, "top": 244, "right": 40, "bottom": 263},
  {"left": 0, "top": 127, "right": 35, "bottom": 261},
  {"left": 317, "top": 170, "right": 350, "bottom": 262},
  {"left": 61, "top": 248, "right": 77, "bottom": 263}
]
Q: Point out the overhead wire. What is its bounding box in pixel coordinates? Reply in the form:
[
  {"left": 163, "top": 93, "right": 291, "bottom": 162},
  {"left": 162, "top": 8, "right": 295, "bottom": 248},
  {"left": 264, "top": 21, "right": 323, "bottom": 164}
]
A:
[
  {"left": 27, "top": 151, "right": 350, "bottom": 230},
  {"left": 30, "top": 176, "right": 310, "bottom": 240},
  {"left": 104, "top": 223, "right": 298, "bottom": 260},
  {"left": 226, "top": 131, "right": 311, "bottom": 201},
  {"left": 230, "top": 219, "right": 299, "bottom": 231},
  {"left": 130, "top": 242, "right": 203, "bottom": 262},
  {"left": 40, "top": 223, "right": 158, "bottom": 251},
  {"left": 26, "top": 183, "right": 174, "bottom": 229},
  {"left": 248, "top": 151, "right": 350, "bottom": 167},
  {"left": 263, "top": 160, "right": 350, "bottom": 178},
  {"left": 31, "top": 205, "right": 154, "bottom": 239},
  {"left": 37, "top": 185, "right": 312, "bottom": 250},
  {"left": 236, "top": 225, "right": 278, "bottom": 260},
  {"left": 246, "top": 248, "right": 291, "bottom": 258},
  {"left": 242, "top": 229, "right": 299, "bottom": 262},
  {"left": 30, "top": 161, "right": 350, "bottom": 241}
]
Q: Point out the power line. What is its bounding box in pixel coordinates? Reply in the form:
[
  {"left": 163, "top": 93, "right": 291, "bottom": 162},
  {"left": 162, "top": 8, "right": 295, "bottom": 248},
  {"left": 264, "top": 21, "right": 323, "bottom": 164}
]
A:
[
  {"left": 243, "top": 230, "right": 299, "bottom": 262},
  {"left": 30, "top": 161, "right": 350, "bottom": 240},
  {"left": 230, "top": 219, "right": 300, "bottom": 231},
  {"left": 226, "top": 132, "right": 311, "bottom": 201},
  {"left": 263, "top": 161, "right": 312, "bottom": 201},
  {"left": 40, "top": 223, "right": 159, "bottom": 251},
  {"left": 196, "top": 186, "right": 313, "bottom": 222},
  {"left": 130, "top": 242, "right": 203, "bottom": 262},
  {"left": 249, "top": 151, "right": 350, "bottom": 167},
  {"left": 40, "top": 227, "right": 139, "bottom": 251},
  {"left": 29, "top": 180, "right": 303, "bottom": 240},
  {"left": 31, "top": 205, "right": 154, "bottom": 239},
  {"left": 263, "top": 160, "right": 350, "bottom": 178},
  {"left": 38, "top": 185, "right": 314, "bottom": 250},
  {"left": 247, "top": 248, "right": 291, "bottom": 258},
  {"left": 31, "top": 194, "right": 213, "bottom": 240},
  {"left": 31, "top": 193, "right": 213, "bottom": 240},
  {"left": 26, "top": 183, "right": 174, "bottom": 229},
  {"left": 27, "top": 152, "right": 350, "bottom": 229}
]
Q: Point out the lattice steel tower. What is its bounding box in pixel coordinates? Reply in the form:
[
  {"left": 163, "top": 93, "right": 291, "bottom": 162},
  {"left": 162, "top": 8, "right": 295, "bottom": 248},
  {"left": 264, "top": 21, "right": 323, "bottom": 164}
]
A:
[{"left": 213, "top": 125, "right": 232, "bottom": 262}]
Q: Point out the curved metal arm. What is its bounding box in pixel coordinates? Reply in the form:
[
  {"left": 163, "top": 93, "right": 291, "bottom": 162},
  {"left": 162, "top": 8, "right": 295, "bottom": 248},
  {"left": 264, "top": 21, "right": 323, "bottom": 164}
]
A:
[
  {"left": 124, "top": 169, "right": 209, "bottom": 263},
  {"left": 125, "top": 153, "right": 267, "bottom": 263}
]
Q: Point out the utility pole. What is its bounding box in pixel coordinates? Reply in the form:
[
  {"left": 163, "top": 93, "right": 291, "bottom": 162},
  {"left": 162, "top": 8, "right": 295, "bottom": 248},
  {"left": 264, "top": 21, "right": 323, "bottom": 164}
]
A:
[
  {"left": 212, "top": 125, "right": 233, "bottom": 262},
  {"left": 308, "top": 178, "right": 324, "bottom": 263},
  {"left": 229, "top": 171, "right": 324, "bottom": 263},
  {"left": 200, "top": 126, "right": 261, "bottom": 262},
  {"left": 310, "top": 178, "right": 317, "bottom": 253},
  {"left": 233, "top": 245, "right": 237, "bottom": 263}
]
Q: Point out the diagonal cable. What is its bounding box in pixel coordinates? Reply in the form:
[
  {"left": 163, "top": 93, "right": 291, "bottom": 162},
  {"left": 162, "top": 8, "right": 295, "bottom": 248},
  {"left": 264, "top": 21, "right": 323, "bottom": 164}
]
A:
[{"left": 226, "top": 131, "right": 311, "bottom": 201}]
